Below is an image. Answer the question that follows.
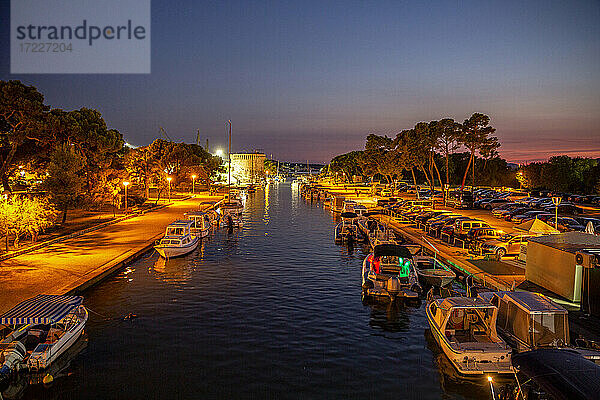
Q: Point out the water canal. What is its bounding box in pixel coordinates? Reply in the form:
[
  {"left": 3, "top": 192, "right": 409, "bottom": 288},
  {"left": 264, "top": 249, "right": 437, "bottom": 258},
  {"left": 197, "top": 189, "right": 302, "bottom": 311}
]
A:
[{"left": 12, "top": 182, "right": 498, "bottom": 400}]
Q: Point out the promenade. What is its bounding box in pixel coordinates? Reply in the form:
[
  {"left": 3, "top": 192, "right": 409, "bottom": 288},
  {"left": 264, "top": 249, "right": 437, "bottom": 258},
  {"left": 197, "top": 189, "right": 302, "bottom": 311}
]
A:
[{"left": 0, "top": 194, "right": 222, "bottom": 314}]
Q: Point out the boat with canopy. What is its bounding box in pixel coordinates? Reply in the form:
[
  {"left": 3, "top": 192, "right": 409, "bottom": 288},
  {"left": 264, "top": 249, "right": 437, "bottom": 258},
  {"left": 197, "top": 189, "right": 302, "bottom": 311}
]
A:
[
  {"left": 0, "top": 294, "right": 88, "bottom": 379},
  {"left": 154, "top": 220, "right": 199, "bottom": 258},
  {"left": 361, "top": 244, "right": 421, "bottom": 301}
]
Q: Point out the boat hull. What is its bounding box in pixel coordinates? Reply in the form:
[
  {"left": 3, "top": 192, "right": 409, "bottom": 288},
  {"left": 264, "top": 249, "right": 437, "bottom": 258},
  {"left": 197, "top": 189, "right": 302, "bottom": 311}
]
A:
[
  {"left": 417, "top": 269, "right": 456, "bottom": 287},
  {"left": 27, "top": 306, "right": 88, "bottom": 371},
  {"left": 155, "top": 236, "right": 199, "bottom": 258},
  {"left": 425, "top": 303, "right": 513, "bottom": 375}
]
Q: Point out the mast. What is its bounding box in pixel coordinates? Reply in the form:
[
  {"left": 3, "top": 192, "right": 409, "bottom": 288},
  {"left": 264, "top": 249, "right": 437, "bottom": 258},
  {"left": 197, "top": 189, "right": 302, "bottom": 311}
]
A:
[{"left": 228, "top": 120, "right": 231, "bottom": 198}]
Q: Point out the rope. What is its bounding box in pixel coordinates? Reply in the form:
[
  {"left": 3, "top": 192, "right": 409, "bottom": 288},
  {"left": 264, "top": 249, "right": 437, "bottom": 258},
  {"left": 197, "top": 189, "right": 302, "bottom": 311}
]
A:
[{"left": 86, "top": 306, "right": 111, "bottom": 320}]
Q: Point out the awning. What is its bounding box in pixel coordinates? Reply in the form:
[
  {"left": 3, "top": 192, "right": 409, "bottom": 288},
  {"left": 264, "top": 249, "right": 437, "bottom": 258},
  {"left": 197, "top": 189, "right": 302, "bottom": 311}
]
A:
[{"left": 0, "top": 294, "right": 83, "bottom": 325}]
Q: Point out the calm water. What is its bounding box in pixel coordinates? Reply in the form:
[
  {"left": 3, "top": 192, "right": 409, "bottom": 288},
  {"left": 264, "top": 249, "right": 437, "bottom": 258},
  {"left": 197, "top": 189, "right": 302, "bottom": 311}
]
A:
[{"left": 9, "top": 182, "right": 497, "bottom": 400}]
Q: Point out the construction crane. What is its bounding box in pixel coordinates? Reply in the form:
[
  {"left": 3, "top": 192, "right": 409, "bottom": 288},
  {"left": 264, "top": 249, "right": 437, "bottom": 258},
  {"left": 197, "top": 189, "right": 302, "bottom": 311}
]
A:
[{"left": 158, "top": 126, "right": 171, "bottom": 141}]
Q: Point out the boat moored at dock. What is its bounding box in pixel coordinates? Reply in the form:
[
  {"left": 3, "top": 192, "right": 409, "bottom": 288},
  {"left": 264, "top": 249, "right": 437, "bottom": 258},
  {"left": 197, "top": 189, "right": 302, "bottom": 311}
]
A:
[
  {"left": 426, "top": 296, "right": 513, "bottom": 375},
  {"left": 154, "top": 220, "right": 199, "bottom": 258},
  {"left": 362, "top": 244, "right": 421, "bottom": 301},
  {"left": 413, "top": 255, "right": 457, "bottom": 288},
  {"left": 0, "top": 295, "right": 88, "bottom": 379},
  {"left": 185, "top": 211, "right": 211, "bottom": 238}
]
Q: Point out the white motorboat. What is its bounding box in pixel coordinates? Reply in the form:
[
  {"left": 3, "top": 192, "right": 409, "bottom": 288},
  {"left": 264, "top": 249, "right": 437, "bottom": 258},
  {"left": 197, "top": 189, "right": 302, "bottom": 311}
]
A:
[
  {"left": 334, "top": 212, "right": 365, "bottom": 244},
  {"left": 362, "top": 244, "right": 421, "bottom": 301},
  {"left": 0, "top": 295, "right": 88, "bottom": 376},
  {"left": 413, "top": 255, "right": 456, "bottom": 287},
  {"left": 185, "top": 211, "right": 211, "bottom": 238},
  {"left": 154, "top": 220, "right": 199, "bottom": 258},
  {"left": 426, "top": 296, "right": 513, "bottom": 375},
  {"left": 218, "top": 197, "right": 244, "bottom": 228}
]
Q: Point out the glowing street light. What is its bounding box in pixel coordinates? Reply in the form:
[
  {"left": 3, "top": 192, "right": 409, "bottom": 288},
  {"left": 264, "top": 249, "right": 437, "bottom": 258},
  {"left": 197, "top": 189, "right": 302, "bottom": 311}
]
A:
[
  {"left": 123, "top": 181, "right": 129, "bottom": 211},
  {"left": 167, "top": 176, "right": 172, "bottom": 203},
  {"left": 191, "top": 174, "right": 197, "bottom": 195},
  {"left": 215, "top": 149, "right": 223, "bottom": 157}
]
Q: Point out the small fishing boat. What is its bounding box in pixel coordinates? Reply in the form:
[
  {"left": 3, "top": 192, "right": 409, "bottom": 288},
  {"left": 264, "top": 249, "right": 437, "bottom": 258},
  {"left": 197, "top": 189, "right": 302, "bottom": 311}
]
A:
[
  {"left": 426, "top": 296, "right": 513, "bottom": 375},
  {"left": 362, "top": 244, "right": 421, "bottom": 301},
  {"left": 0, "top": 295, "right": 88, "bottom": 376},
  {"left": 154, "top": 220, "right": 199, "bottom": 258},
  {"left": 218, "top": 197, "right": 244, "bottom": 228},
  {"left": 334, "top": 212, "right": 364, "bottom": 244},
  {"left": 185, "top": 211, "right": 211, "bottom": 238},
  {"left": 413, "top": 256, "right": 456, "bottom": 287}
]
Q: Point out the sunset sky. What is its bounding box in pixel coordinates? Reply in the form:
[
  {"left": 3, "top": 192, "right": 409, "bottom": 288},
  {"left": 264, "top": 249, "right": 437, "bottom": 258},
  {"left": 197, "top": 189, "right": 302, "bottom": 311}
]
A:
[{"left": 1, "top": 0, "right": 599, "bottom": 163}]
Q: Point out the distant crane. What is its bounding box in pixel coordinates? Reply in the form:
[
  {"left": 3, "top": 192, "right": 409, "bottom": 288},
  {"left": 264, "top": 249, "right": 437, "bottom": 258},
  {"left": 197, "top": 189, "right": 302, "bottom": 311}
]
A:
[{"left": 158, "top": 126, "right": 171, "bottom": 141}]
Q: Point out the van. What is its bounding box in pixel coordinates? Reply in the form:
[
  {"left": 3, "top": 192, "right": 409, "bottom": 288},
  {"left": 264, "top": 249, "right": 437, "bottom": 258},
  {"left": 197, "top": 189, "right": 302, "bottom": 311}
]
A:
[{"left": 454, "top": 220, "right": 490, "bottom": 239}]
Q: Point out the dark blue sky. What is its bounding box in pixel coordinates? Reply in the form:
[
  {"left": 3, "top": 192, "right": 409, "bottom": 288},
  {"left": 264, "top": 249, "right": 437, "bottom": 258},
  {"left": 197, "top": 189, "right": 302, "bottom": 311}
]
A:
[{"left": 2, "top": 0, "right": 599, "bottom": 163}]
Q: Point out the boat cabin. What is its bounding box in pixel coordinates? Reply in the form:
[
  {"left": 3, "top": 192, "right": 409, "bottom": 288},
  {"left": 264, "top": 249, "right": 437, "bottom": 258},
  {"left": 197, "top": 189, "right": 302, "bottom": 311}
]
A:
[
  {"left": 185, "top": 211, "right": 211, "bottom": 231},
  {"left": 342, "top": 200, "right": 357, "bottom": 213},
  {"left": 479, "top": 291, "right": 569, "bottom": 351},
  {"left": 429, "top": 297, "right": 502, "bottom": 345},
  {"left": 160, "top": 220, "right": 194, "bottom": 246}
]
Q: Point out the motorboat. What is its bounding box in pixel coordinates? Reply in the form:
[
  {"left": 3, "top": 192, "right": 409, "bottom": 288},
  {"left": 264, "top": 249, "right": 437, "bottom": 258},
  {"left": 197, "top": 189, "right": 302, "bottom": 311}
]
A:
[
  {"left": 185, "top": 211, "right": 211, "bottom": 238},
  {"left": 154, "top": 220, "right": 199, "bottom": 258},
  {"left": 0, "top": 295, "right": 88, "bottom": 378},
  {"left": 342, "top": 200, "right": 357, "bottom": 213},
  {"left": 425, "top": 296, "right": 513, "bottom": 375},
  {"left": 353, "top": 204, "right": 368, "bottom": 217},
  {"left": 413, "top": 255, "right": 456, "bottom": 287},
  {"left": 218, "top": 197, "right": 244, "bottom": 228},
  {"left": 365, "top": 221, "right": 397, "bottom": 248},
  {"left": 362, "top": 244, "right": 421, "bottom": 301},
  {"left": 478, "top": 291, "right": 600, "bottom": 362},
  {"left": 334, "top": 212, "right": 364, "bottom": 244}
]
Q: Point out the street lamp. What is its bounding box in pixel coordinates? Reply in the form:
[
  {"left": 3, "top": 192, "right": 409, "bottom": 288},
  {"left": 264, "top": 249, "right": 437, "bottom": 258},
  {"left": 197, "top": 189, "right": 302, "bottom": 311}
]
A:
[
  {"left": 123, "top": 181, "right": 129, "bottom": 211},
  {"left": 167, "top": 176, "right": 172, "bottom": 203},
  {"left": 191, "top": 174, "right": 197, "bottom": 195}
]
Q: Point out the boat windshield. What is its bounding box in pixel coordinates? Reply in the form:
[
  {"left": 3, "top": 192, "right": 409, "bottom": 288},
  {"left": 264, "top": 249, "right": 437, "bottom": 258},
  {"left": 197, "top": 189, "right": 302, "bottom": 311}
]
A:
[
  {"left": 379, "top": 256, "right": 411, "bottom": 277},
  {"left": 166, "top": 227, "right": 185, "bottom": 236},
  {"left": 532, "top": 313, "right": 568, "bottom": 347}
]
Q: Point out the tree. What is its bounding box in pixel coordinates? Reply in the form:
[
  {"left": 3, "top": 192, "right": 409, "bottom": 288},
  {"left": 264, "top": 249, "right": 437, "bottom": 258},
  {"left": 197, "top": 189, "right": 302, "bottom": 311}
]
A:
[
  {"left": 44, "top": 144, "right": 86, "bottom": 223},
  {"left": 0, "top": 196, "right": 57, "bottom": 250},
  {"left": 433, "top": 118, "right": 461, "bottom": 189},
  {"left": 329, "top": 151, "right": 363, "bottom": 182},
  {"left": 458, "top": 113, "right": 497, "bottom": 189},
  {"left": 362, "top": 134, "right": 399, "bottom": 183},
  {"left": 0, "top": 80, "right": 50, "bottom": 192},
  {"left": 68, "top": 108, "right": 125, "bottom": 204}
]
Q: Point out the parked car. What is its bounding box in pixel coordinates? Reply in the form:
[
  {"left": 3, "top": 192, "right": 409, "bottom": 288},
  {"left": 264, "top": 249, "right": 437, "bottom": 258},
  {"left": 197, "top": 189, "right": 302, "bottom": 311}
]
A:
[
  {"left": 542, "top": 203, "right": 583, "bottom": 215},
  {"left": 503, "top": 207, "right": 533, "bottom": 221},
  {"left": 510, "top": 210, "right": 548, "bottom": 224},
  {"left": 466, "top": 227, "right": 504, "bottom": 250},
  {"left": 454, "top": 219, "right": 490, "bottom": 239},
  {"left": 479, "top": 198, "right": 510, "bottom": 210},
  {"left": 479, "top": 234, "right": 532, "bottom": 258}
]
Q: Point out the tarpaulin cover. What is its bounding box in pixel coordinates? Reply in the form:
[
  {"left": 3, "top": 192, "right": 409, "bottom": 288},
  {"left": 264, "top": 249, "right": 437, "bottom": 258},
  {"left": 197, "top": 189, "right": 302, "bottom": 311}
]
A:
[{"left": 0, "top": 294, "right": 83, "bottom": 325}]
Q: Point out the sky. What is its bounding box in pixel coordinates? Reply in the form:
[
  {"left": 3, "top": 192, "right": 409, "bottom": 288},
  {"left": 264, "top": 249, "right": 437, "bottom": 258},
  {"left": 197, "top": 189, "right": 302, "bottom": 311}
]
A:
[{"left": 1, "top": 0, "right": 599, "bottom": 163}]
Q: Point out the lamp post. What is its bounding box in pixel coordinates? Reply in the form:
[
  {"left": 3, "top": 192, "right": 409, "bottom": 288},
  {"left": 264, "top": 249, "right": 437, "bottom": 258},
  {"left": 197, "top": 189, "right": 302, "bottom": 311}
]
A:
[
  {"left": 167, "top": 176, "right": 172, "bottom": 203},
  {"left": 552, "top": 196, "right": 561, "bottom": 229},
  {"left": 123, "top": 181, "right": 129, "bottom": 211},
  {"left": 191, "top": 174, "right": 197, "bottom": 196}
]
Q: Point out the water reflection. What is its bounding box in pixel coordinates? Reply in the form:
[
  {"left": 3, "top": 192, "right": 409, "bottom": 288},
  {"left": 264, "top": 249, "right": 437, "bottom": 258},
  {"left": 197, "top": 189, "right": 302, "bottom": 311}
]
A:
[{"left": 367, "top": 302, "right": 412, "bottom": 333}]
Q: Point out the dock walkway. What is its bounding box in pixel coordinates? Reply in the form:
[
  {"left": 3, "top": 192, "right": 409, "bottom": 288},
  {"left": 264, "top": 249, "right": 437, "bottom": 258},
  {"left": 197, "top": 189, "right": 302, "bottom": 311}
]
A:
[{"left": 0, "top": 194, "right": 222, "bottom": 314}]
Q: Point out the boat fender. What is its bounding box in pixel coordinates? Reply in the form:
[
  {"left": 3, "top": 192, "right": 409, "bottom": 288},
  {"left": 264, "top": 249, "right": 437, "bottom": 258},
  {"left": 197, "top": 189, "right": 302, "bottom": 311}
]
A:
[{"left": 43, "top": 374, "right": 54, "bottom": 385}]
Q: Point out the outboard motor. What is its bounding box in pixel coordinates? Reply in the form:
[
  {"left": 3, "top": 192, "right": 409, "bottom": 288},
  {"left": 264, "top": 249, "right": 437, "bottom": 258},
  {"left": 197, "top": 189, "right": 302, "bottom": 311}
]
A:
[
  {"left": 0, "top": 341, "right": 26, "bottom": 385},
  {"left": 386, "top": 276, "right": 402, "bottom": 296}
]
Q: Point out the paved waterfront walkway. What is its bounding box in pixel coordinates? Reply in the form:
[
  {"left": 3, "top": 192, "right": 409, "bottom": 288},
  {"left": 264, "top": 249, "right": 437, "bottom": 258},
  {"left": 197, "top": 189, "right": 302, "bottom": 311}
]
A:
[{"left": 0, "top": 195, "right": 222, "bottom": 314}]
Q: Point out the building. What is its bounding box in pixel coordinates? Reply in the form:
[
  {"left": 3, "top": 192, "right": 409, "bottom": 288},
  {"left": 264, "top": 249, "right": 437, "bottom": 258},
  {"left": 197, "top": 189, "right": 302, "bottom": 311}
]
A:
[{"left": 230, "top": 152, "right": 266, "bottom": 184}]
